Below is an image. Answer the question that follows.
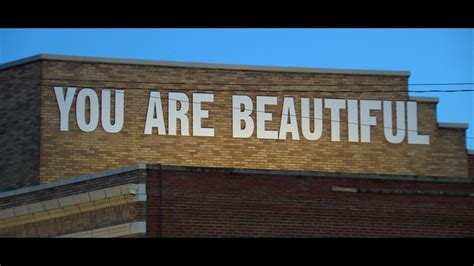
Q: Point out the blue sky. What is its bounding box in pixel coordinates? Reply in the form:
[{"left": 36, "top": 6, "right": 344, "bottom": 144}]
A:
[{"left": 0, "top": 29, "right": 472, "bottom": 148}]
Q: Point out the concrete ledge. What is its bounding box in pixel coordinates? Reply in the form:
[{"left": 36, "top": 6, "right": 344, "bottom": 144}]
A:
[
  {"left": 122, "top": 164, "right": 141, "bottom": 172},
  {"left": 408, "top": 96, "right": 439, "bottom": 103},
  {"left": 106, "top": 167, "right": 124, "bottom": 176},
  {"left": 468, "top": 150, "right": 474, "bottom": 155},
  {"left": 160, "top": 164, "right": 474, "bottom": 184},
  {"left": 0, "top": 184, "right": 146, "bottom": 229},
  {"left": 73, "top": 175, "right": 92, "bottom": 183},
  {"left": 0, "top": 164, "right": 148, "bottom": 199},
  {"left": 1, "top": 162, "right": 472, "bottom": 200},
  {"left": 0, "top": 54, "right": 411, "bottom": 76},
  {"left": 438, "top": 123, "right": 469, "bottom": 129},
  {"left": 136, "top": 163, "right": 147, "bottom": 170}
]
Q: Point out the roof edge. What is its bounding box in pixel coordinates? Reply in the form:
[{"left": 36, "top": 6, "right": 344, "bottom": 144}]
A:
[
  {"left": 408, "top": 96, "right": 439, "bottom": 103},
  {"left": 438, "top": 122, "right": 469, "bottom": 129},
  {"left": 0, "top": 54, "right": 44, "bottom": 70},
  {"left": 0, "top": 54, "right": 411, "bottom": 76},
  {"left": 0, "top": 163, "right": 471, "bottom": 199}
]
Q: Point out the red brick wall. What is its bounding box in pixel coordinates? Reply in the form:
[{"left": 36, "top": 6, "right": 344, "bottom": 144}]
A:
[
  {"left": 147, "top": 169, "right": 474, "bottom": 237},
  {"left": 469, "top": 154, "right": 474, "bottom": 178},
  {"left": 146, "top": 168, "right": 161, "bottom": 237}
]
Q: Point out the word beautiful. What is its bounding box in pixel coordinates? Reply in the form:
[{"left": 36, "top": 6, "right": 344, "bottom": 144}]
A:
[{"left": 54, "top": 87, "right": 430, "bottom": 145}]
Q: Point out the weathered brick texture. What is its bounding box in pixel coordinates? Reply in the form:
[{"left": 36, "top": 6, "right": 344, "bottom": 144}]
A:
[
  {"left": 0, "top": 62, "right": 41, "bottom": 191},
  {"left": 469, "top": 154, "right": 474, "bottom": 178},
  {"left": 146, "top": 168, "right": 161, "bottom": 237},
  {"left": 151, "top": 168, "right": 474, "bottom": 238}
]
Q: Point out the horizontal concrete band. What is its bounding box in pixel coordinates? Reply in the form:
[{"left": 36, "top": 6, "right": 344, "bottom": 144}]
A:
[
  {"left": 0, "top": 54, "right": 411, "bottom": 76},
  {"left": 56, "top": 222, "right": 146, "bottom": 238},
  {"left": 0, "top": 183, "right": 146, "bottom": 226},
  {"left": 469, "top": 150, "right": 474, "bottom": 155},
  {"left": 1, "top": 163, "right": 472, "bottom": 200},
  {"left": 438, "top": 123, "right": 469, "bottom": 129},
  {"left": 408, "top": 96, "right": 439, "bottom": 103},
  {"left": 0, "top": 164, "right": 149, "bottom": 199},
  {"left": 332, "top": 186, "right": 474, "bottom": 197}
]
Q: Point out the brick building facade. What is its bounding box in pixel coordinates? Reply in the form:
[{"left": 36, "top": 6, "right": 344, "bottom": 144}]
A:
[{"left": 0, "top": 54, "right": 473, "bottom": 237}]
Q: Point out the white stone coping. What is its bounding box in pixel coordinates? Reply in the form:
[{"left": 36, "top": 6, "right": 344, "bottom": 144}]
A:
[
  {"left": 408, "top": 96, "right": 439, "bottom": 103},
  {"left": 56, "top": 221, "right": 146, "bottom": 238},
  {"left": 438, "top": 123, "right": 469, "bottom": 129},
  {"left": 0, "top": 163, "right": 147, "bottom": 199},
  {"left": 0, "top": 54, "right": 411, "bottom": 76},
  {"left": 0, "top": 183, "right": 146, "bottom": 220}
]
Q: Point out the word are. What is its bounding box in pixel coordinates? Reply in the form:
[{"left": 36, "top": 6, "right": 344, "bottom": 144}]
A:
[{"left": 144, "top": 91, "right": 214, "bottom": 136}]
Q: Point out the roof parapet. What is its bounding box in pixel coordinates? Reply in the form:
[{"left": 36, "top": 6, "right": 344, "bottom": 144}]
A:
[
  {"left": 409, "top": 96, "right": 439, "bottom": 103},
  {"left": 438, "top": 123, "right": 469, "bottom": 129},
  {"left": 1, "top": 54, "right": 411, "bottom": 76}
]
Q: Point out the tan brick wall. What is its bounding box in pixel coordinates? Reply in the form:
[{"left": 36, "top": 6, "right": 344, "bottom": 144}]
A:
[
  {"left": 36, "top": 60, "right": 468, "bottom": 182},
  {"left": 0, "top": 62, "right": 41, "bottom": 191}
]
